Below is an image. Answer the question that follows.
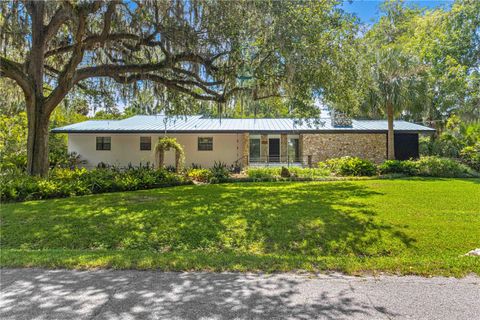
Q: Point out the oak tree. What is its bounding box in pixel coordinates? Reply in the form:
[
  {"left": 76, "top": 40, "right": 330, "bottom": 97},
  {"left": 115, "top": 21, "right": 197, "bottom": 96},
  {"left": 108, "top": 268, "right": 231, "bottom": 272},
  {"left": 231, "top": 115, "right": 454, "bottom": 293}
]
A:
[{"left": 1, "top": 0, "right": 358, "bottom": 176}]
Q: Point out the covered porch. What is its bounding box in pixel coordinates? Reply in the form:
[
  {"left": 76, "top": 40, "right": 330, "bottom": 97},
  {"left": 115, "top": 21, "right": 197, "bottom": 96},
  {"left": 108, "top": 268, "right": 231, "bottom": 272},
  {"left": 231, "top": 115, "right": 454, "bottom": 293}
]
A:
[{"left": 241, "top": 133, "right": 307, "bottom": 167}]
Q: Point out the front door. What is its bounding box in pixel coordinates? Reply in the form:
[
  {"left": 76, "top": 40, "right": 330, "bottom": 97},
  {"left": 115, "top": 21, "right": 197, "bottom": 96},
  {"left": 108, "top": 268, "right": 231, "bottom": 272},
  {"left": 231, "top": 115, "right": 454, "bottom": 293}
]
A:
[{"left": 269, "top": 138, "right": 280, "bottom": 162}]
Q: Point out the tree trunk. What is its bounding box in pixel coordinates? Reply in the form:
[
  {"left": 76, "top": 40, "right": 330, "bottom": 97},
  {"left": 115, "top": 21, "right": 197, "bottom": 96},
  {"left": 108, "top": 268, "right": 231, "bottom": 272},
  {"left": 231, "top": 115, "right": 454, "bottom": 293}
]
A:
[
  {"left": 386, "top": 101, "right": 395, "bottom": 160},
  {"left": 25, "top": 2, "right": 50, "bottom": 176},
  {"left": 26, "top": 99, "right": 50, "bottom": 177}
]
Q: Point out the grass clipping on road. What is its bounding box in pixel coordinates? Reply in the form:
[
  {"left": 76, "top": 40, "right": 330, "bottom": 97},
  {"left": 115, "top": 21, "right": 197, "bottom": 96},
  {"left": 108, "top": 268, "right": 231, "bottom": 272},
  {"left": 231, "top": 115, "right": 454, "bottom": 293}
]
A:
[{"left": 1, "top": 178, "right": 479, "bottom": 276}]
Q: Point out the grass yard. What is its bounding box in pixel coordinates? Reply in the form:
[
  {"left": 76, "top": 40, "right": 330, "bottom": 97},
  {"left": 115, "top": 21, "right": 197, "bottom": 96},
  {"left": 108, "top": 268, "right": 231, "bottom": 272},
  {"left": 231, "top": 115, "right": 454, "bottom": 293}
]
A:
[{"left": 1, "top": 178, "right": 479, "bottom": 276}]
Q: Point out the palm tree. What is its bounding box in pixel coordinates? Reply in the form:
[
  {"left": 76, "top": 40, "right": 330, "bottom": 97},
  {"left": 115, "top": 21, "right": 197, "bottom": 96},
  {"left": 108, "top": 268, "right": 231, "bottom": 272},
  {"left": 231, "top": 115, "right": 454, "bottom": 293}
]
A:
[{"left": 364, "top": 47, "right": 428, "bottom": 159}]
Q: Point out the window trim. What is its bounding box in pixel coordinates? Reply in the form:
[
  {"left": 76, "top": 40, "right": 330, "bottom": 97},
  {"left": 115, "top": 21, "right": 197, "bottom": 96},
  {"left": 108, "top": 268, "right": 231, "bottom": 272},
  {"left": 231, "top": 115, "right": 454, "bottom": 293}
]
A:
[
  {"left": 197, "top": 137, "right": 213, "bottom": 151},
  {"left": 96, "top": 136, "right": 111, "bottom": 151},
  {"left": 140, "top": 136, "right": 152, "bottom": 151}
]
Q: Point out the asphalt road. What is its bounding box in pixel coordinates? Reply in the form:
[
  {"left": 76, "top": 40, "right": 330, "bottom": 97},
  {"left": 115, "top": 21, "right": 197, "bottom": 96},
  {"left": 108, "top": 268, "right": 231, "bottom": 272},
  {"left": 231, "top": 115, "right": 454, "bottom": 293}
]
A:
[{"left": 1, "top": 269, "right": 479, "bottom": 320}]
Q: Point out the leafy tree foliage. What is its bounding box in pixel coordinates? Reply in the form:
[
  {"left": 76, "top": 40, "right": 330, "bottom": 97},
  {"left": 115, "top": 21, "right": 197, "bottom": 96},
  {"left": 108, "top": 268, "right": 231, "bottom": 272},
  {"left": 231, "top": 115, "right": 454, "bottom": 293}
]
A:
[
  {"left": 355, "top": 0, "right": 479, "bottom": 159},
  {"left": 359, "top": 0, "right": 479, "bottom": 126},
  {"left": 420, "top": 116, "right": 480, "bottom": 170},
  {"left": 358, "top": 2, "right": 429, "bottom": 159},
  {"left": 0, "top": 107, "right": 87, "bottom": 171}
]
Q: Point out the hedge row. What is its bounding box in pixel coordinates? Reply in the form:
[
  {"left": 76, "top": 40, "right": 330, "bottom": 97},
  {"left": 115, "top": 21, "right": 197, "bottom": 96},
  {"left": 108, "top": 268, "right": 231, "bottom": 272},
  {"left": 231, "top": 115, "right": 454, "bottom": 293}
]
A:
[
  {"left": 1, "top": 166, "right": 191, "bottom": 202},
  {"left": 246, "top": 156, "right": 478, "bottom": 180},
  {"left": 2, "top": 156, "right": 477, "bottom": 203}
]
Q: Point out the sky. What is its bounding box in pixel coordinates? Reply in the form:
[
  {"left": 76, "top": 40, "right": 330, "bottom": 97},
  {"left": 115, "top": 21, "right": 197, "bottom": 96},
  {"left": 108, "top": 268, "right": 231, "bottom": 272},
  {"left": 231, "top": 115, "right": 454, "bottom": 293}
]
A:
[{"left": 342, "top": 0, "right": 454, "bottom": 24}]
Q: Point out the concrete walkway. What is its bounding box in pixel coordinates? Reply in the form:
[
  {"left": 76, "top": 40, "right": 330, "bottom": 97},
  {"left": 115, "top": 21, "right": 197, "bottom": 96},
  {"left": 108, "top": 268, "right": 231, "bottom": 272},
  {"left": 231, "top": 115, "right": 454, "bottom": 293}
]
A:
[{"left": 1, "top": 269, "right": 479, "bottom": 320}]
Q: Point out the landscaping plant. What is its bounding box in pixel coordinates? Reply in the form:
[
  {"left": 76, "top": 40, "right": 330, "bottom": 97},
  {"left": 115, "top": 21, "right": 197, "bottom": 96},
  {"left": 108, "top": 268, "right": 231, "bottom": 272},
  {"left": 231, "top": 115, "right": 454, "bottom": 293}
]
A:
[
  {"left": 187, "top": 168, "right": 213, "bottom": 183},
  {"left": 320, "top": 156, "right": 377, "bottom": 176},
  {"left": 1, "top": 166, "right": 190, "bottom": 202},
  {"left": 378, "top": 160, "right": 418, "bottom": 175},
  {"left": 414, "top": 156, "right": 476, "bottom": 178},
  {"left": 209, "top": 161, "right": 231, "bottom": 183},
  {"left": 246, "top": 167, "right": 330, "bottom": 181}
]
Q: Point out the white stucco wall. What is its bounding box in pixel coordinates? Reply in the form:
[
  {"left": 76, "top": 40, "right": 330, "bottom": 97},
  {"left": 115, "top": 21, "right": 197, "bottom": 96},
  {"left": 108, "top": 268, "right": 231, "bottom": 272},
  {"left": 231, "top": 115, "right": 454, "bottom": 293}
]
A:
[{"left": 68, "top": 133, "right": 244, "bottom": 169}]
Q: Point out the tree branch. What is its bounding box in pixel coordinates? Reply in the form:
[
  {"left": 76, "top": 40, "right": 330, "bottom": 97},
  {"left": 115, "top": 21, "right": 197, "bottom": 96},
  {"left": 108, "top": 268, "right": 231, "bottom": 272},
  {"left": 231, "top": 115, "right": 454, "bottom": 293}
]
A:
[
  {"left": 43, "top": 2, "right": 73, "bottom": 43},
  {"left": 74, "top": 61, "right": 169, "bottom": 83},
  {"left": 45, "top": 33, "right": 140, "bottom": 57},
  {"left": 0, "top": 56, "right": 32, "bottom": 97},
  {"left": 171, "top": 67, "right": 223, "bottom": 86},
  {"left": 101, "top": 1, "right": 118, "bottom": 39},
  {"left": 112, "top": 73, "right": 225, "bottom": 102},
  {"left": 45, "top": 3, "right": 93, "bottom": 114}
]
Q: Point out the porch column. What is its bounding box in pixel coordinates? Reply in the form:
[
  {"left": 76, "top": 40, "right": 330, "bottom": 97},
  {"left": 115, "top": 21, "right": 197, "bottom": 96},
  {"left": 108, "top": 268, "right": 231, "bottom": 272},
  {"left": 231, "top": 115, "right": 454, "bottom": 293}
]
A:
[
  {"left": 260, "top": 134, "right": 268, "bottom": 162},
  {"left": 280, "top": 134, "right": 288, "bottom": 162},
  {"left": 242, "top": 132, "right": 249, "bottom": 168}
]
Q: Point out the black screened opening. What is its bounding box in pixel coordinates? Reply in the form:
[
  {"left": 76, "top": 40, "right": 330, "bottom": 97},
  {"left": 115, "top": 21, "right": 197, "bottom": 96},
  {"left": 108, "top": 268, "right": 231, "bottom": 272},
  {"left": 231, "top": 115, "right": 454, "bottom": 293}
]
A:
[{"left": 394, "top": 133, "right": 419, "bottom": 160}]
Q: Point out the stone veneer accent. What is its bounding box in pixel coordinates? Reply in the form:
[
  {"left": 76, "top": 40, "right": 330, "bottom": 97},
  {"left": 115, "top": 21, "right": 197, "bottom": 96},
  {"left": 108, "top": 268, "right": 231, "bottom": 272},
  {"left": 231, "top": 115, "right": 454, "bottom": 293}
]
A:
[
  {"left": 242, "top": 132, "right": 249, "bottom": 167},
  {"left": 302, "top": 133, "right": 387, "bottom": 164},
  {"left": 260, "top": 134, "right": 268, "bottom": 161},
  {"left": 298, "top": 134, "right": 304, "bottom": 160},
  {"left": 280, "top": 134, "right": 288, "bottom": 162}
]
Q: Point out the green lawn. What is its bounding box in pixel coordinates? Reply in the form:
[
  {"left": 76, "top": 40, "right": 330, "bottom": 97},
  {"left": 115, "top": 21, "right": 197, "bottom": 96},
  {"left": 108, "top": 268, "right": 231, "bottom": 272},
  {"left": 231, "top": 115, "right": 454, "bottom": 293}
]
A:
[{"left": 1, "top": 178, "right": 479, "bottom": 276}]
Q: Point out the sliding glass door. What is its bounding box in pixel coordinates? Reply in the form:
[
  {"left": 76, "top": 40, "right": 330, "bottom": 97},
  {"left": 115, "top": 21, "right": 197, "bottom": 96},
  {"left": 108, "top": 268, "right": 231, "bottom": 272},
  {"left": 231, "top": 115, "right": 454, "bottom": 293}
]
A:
[
  {"left": 288, "top": 138, "right": 300, "bottom": 162},
  {"left": 249, "top": 138, "right": 261, "bottom": 162}
]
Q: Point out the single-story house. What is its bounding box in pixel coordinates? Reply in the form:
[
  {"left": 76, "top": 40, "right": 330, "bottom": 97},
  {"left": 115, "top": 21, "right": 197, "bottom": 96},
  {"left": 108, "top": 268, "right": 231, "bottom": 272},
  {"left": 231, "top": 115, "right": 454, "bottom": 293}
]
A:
[{"left": 52, "top": 115, "right": 435, "bottom": 169}]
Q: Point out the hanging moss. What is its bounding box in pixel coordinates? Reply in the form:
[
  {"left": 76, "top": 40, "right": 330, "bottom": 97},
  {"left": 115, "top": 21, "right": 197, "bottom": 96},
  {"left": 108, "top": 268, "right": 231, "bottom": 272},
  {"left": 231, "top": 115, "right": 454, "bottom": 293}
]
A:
[{"left": 155, "top": 137, "right": 185, "bottom": 172}]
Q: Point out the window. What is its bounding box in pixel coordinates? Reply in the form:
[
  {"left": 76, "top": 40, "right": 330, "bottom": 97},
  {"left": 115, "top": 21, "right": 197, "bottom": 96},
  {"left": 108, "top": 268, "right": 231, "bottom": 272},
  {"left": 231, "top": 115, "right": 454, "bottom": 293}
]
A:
[
  {"left": 140, "top": 136, "right": 151, "bottom": 151},
  {"left": 249, "top": 138, "right": 261, "bottom": 162},
  {"left": 96, "top": 137, "right": 111, "bottom": 150},
  {"left": 288, "top": 138, "right": 299, "bottom": 162},
  {"left": 198, "top": 137, "right": 213, "bottom": 151}
]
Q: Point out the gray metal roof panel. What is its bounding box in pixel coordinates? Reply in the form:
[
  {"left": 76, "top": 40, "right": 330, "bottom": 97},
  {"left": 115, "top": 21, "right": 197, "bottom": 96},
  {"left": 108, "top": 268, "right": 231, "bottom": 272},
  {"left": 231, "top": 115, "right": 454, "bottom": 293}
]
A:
[{"left": 52, "top": 115, "right": 435, "bottom": 133}]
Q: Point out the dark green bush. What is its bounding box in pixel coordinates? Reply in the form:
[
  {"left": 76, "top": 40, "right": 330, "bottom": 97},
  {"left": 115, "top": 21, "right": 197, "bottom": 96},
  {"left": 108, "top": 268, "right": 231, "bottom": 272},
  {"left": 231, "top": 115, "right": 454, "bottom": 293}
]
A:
[
  {"left": 378, "top": 160, "right": 417, "bottom": 175},
  {"left": 320, "top": 156, "right": 377, "bottom": 176},
  {"left": 210, "top": 161, "right": 231, "bottom": 182},
  {"left": 379, "top": 157, "right": 477, "bottom": 177},
  {"left": 414, "top": 156, "right": 476, "bottom": 178},
  {"left": 1, "top": 166, "right": 191, "bottom": 202},
  {"left": 280, "top": 167, "right": 291, "bottom": 178},
  {"left": 419, "top": 116, "right": 480, "bottom": 173}
]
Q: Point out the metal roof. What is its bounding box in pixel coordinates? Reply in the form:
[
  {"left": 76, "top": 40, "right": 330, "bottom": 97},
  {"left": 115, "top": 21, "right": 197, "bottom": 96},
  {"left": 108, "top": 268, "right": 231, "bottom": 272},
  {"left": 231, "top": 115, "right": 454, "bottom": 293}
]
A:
[{"left": 52, "top": 115, "right": 435, "bottom": 133}]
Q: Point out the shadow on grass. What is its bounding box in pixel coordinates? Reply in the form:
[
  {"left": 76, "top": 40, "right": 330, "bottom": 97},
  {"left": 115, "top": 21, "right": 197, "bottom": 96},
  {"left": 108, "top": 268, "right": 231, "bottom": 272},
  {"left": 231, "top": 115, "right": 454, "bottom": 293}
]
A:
[
  {"left": 1, "top": 181, "right": 415, "bottom": 261},
  {"left": 0, "top": 269, "right": 399, "bottom": 320}
]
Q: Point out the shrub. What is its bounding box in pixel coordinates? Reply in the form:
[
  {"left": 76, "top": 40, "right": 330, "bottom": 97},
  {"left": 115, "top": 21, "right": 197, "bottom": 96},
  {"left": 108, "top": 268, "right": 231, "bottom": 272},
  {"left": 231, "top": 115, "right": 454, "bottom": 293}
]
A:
[
  {"left": 1, "top": 166, "right": 191, "bottom": 202},
  {"left": 246, "top": 167, "right": 331, "bottom": 181},
  {"left": 190, "top": 163, "right": 202, "bottom": 169},
  {"left": 246, "top": 167, "right": 281, "bottom": 180},
  {"left": 378, "top": 160, "right": 417, "bottom": 175},
  {"left": 460, "top": 144, "right": 480, "bottom": 172},
  {"left": 280, "top": 167, "right": 291, "bottom": 178},
  {"left": 320, "top": 156, "right": 377, "bottom": 176},
  {"left": 210, "top": 161, "right": 230, "bottom": 182},
  {"left": 414, "top": 156, "right": 476, "bottom": 178},
  {"left": 187, "top": 168, "right": 212, "bottom": 183},
  {"left": 288, "top": 167, "right": 331, "bottom": 179}
]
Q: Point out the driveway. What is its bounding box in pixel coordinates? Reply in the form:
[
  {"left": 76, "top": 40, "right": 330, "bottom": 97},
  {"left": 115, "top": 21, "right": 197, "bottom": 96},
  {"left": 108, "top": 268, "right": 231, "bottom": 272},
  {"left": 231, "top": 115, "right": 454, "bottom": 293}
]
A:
[{"left": 1, "top": 269, "right": 479, "bottom": 320}]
